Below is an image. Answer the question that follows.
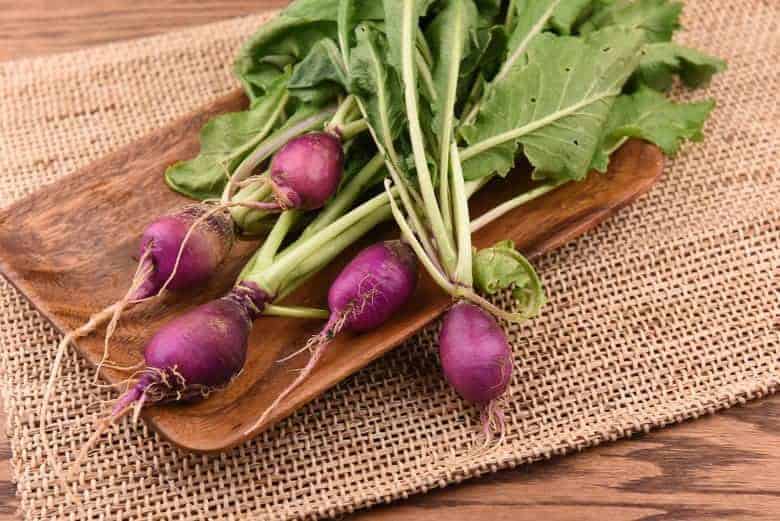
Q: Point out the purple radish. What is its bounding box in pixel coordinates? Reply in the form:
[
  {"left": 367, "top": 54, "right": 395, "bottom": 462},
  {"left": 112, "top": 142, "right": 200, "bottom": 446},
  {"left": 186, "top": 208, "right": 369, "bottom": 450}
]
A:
[
  {"left": 134, "top": 205, "right": 235, "bottom": 299},
  {"left": 252, "top": 132, "right": 345, "bottom": 213},
  {"left": 439, "top": 302, "right": 513, "bottom": 439},
  {"left": 69, "top": 282, "right": 270, "bottom": 475},
  {"left": 246, "top": 240, "right": 418, "bottom": 434}
]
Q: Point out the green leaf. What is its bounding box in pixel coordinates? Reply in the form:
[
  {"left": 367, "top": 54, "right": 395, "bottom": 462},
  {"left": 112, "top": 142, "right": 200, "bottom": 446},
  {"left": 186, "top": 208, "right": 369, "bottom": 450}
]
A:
[
  {"left": 499, "top": 0, "right": 563, "bottom": 81},
  {"left": 580, "top": 0, "right": 682, "bottom": 43},
  {"left": 427, "top": 0, "right": 479, "bottom": 174},
  {"left": 337, "top": 0, "right": 386, "bottom": 66},
  {"left": 460, "top": 27, "right": 644, "bottom": 181},
  {"left": 349, "top": 24, "right": 406, "bottom": 168},
  {"left": 288, "top": 38, "right": 348, "bottom": 104},
  {"left": 234, "top": 0, "right": 341, "bottom": 102},
  {"left": 635, "top": 42, "right": 726, "bottom": 91},
  {"left": 550, "top": 0, "right": 594, "bottom": 34},
  {"left": 164, "top": 74, "right": 290, "bottom": 200},
  {"left": 473, "top": 240, "right": 546, "bottom": 318},
  {"left": 381, "top": 0, "right": 436, "bottom": 71},
  {"left": 590, "top": 86, "right": 716, "bottom": 171}
]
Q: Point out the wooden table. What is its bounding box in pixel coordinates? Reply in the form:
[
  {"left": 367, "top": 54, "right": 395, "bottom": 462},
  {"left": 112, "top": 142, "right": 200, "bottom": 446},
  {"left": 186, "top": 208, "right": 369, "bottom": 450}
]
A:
[{"left": 1, "top": 2, "right": 778, "bottom": 520}]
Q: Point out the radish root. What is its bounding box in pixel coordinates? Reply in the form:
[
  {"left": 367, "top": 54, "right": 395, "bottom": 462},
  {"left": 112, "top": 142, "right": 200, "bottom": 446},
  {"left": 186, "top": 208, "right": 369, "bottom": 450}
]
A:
[
  {"left": 480, "top": 398, "right": 507, "bottom": 450},
  {"left": 93, "top": 247, "right": 155, "bottom": 382},
  {"left": 39, "top": 304, "right": 123, "bottom": 504},
  {"left": 251, "top": 306, "right": 355, "bottom": 434},
  {"left": 66, "top": 404, "right": 134, "bottom": 481}
]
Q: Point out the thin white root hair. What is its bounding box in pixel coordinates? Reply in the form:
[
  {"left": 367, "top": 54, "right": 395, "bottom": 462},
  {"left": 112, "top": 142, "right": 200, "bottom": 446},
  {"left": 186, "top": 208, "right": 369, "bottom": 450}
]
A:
[
  {"left": 93, "top": 248, "right": 154, "bottom": 384},
  {"left": 247, "top": 305, "right": 356, "bottom": 435},
  {"left": 66, "top": 404, "right": 134, "bottom": 481},
  {"left": 39, "top": 301, "right": 127, "bottom": 504}
]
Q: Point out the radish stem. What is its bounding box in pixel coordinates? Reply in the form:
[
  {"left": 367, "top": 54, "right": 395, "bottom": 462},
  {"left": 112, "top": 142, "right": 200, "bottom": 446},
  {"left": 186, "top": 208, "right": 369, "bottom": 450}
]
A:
[
  {"left": 450, "top": 144, "right": 472, "bottom": 287},
  {"left": 400, "top": 0, "right": 457, "bottom": 275},
  {"left": 263, "top": 305, "right": 329, "bottom": 320}
]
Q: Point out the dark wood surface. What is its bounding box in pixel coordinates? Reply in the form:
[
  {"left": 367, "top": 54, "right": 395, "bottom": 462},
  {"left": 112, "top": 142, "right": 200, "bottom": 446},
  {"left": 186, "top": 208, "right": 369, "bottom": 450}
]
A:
[{"left": 1, "top": 2, "right": 777, "bottom": 520}]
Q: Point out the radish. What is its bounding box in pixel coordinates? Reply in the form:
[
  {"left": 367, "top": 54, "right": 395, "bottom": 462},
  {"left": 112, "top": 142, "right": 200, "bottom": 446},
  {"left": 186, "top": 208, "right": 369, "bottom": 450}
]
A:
[
  {"left": 439, "top": 302, "right": 512, "bottom": 440},
  {"left": 108, "top": 282, "right": 268, "bottom": 414},
  {"left": 63, "top": 151, "right": 393, "bottom": 483},
  {"left": 134, "top": 205, "right": 235, "bottom": 298},
  {"left": 68, "top": 282, "right": 270, "bottom": 477},
  {"left": 246, "top": 240, "right": 418, "bottom": 434},
  {"left": 245, "top": 131, "right": 345, "bottom": 213},
  {"left": 70, "top": 239, "right": 416, "bottom": 473}
]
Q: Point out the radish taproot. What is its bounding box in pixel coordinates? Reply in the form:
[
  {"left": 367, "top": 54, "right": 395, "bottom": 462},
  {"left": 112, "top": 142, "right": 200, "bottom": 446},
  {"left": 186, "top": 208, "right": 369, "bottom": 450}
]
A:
[{"left": 246, "top": 239, "right": 418, "bottom": 434}]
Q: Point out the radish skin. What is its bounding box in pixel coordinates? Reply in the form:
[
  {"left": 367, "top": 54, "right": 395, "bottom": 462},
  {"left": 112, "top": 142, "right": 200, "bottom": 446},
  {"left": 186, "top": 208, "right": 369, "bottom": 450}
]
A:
[{"left": 261, "top": 132, "right": 345, "bottom": 212}]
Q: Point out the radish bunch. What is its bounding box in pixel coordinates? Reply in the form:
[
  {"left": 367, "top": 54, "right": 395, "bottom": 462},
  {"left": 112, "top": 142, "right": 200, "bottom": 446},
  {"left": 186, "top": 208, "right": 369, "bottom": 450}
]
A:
[{"left": 47, "top": 0, "right": 727, "bottom": 499}]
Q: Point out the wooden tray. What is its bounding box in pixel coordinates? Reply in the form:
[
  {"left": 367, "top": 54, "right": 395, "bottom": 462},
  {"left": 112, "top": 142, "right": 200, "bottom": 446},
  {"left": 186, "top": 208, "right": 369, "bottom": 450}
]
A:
[{"left": 0, "top": 90, "right": 664, "bottom": 452}]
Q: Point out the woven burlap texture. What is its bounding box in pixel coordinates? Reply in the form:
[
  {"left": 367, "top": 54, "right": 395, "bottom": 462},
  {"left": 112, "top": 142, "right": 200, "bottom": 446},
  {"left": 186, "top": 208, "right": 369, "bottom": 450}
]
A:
[{"left": 0, "top": 1, "right": 778, "bottom": 520}]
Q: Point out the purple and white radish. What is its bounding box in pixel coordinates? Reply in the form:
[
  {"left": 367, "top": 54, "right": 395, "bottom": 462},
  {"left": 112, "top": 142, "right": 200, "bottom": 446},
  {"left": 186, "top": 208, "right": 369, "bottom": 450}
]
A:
[
  {"left": 246, "top": 240, "right": 418, "bottom": 433},
  {"left": 438, "top": 302, "right": 513, "bottom": 440},
  {"left": 250, "top": 132, "right": 345, "bottom": 213}
]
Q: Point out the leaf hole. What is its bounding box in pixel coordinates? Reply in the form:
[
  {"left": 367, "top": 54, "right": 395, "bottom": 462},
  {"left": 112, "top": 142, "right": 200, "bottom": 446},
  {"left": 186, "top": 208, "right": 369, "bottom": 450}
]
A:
[
  {"left": 602, "top": 47, "right": 611, "bottom": 52},
  {"left": 565, "top": 67, "right": 571, "bottom": 72},
  {"left": 531, "top": 97, "right": 537, "bottom": 103},
  {"left": 573, "top": 139, "right": 579, "bottom": 146}
]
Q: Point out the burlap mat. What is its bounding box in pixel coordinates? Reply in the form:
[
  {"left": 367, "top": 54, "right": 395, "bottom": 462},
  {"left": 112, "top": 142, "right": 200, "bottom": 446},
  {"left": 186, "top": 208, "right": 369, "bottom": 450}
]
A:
[{"left": 0, "top": 1, "right": 777, "bottom": 519}]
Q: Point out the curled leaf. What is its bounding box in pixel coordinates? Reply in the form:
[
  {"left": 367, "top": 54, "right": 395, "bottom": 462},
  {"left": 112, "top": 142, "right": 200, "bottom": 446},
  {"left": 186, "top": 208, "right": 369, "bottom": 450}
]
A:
[{"left": 473, "top": 240, "right": 546, "bottom": 318}]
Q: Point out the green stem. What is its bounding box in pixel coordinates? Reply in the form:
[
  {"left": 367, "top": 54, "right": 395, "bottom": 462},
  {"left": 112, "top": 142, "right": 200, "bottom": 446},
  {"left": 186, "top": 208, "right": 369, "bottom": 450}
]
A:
[
  {"left": 415, "top": 27, "right": 434, "bottom": 66},
  {"left": 327, "top": 95, "right": 357, "bottom": 133},
  {"left": 460, "top": 77, "right": 484, "bottom": 126},
  {"left": 230, "top": 177, "right": 273, "bottom": 231},
  {"left": 400, "top": 0, "right": 457, "bottom": 275},
  {"left": 263, "top": 305, "right": 329, "bottom": 320},
  {"left": 450, "top": 144, "right": 472, "bottom": 288},
  {"left": 385, "top": 180, "right": 456, "bottom": 294},
  {"left": 276, "top": 204, "right": 393, "bottom": 300},
  {"left": 301, "top": 154, "right": 385, "bottom": 240},
  {"left": 505, "top": 0, "right": 517, "bottom": 29},
  {"left": 415, "top": 49, "right": 437, "bottom": 102},
  {"left": 339, "top": 119, "right": 369, "bottom": 141},
  {"left": 239, "top": 210, "right": 300, "bottom": 280},
  {"left": 245, "top": 190, "right": 394, "bottom": 294},
  {"left": 385, "top": 161, "right": 438, "bottom": 262}
]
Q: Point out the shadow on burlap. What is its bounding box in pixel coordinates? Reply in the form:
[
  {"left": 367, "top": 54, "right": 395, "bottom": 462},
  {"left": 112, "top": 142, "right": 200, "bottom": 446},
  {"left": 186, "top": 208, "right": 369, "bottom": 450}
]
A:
[{"left": 0, "top": 1, "right": 777, "bottom": 519}]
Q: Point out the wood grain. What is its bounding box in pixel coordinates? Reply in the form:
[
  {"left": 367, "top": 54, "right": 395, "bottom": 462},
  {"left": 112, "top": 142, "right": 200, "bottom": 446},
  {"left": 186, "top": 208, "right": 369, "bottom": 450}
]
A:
[
  {"left": 1, "top": 2, "right": 777, "bottom": 521},
  {"left": 0, "top": 1, "right": 287, "bottom": 61},
  {"left": 0, "top": 82, "right": 664, "bottom": 451}
]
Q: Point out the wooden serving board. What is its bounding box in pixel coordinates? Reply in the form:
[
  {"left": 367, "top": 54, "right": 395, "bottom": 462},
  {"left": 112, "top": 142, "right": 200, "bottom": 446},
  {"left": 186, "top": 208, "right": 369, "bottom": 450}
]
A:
[{"left": 0, "top": 89, "right": 664, "bottom": 452}]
